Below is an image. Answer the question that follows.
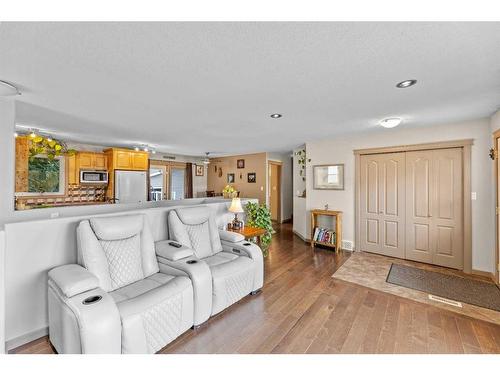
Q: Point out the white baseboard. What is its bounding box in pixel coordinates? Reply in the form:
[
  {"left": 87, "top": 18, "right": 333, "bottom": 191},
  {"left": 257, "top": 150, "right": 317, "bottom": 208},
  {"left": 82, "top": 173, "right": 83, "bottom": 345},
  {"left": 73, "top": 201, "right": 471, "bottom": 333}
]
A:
[{"left": 6, "top": 326, "right": 48, "bottom": 351}]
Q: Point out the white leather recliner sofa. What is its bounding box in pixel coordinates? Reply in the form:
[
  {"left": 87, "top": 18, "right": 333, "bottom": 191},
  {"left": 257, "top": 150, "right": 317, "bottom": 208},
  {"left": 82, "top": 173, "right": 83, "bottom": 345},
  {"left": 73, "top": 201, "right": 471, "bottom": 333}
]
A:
[
  {"left": 159, "top": 206, "right": 264, "bottom": 319},
  {"left": 48, "top": 214, "right": 194, "bottom": 354}
]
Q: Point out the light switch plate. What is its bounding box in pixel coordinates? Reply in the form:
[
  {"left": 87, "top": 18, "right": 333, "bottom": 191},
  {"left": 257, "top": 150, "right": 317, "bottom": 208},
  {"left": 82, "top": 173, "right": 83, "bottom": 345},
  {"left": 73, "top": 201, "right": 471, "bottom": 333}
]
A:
[{"left": 471, "top": 192, "right": 477, "bottom": 200}]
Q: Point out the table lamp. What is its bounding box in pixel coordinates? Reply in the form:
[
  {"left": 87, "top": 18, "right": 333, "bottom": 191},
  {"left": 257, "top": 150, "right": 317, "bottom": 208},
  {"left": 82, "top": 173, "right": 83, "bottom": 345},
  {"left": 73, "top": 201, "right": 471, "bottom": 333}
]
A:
[{"left": 228, "top": 197, "right": 244, "bottom": 229}]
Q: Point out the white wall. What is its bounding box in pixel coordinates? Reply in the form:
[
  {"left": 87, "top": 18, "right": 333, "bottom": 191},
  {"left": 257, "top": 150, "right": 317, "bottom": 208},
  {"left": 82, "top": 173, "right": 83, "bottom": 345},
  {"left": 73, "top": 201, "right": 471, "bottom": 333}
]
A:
[
  {"left": 303, "top": 118, "right": 494, "bottom": 273},
  {"left": 267, "top": 152, "right": 293, "bottom": 222},
  {"left": 490, "top": 109, "right": 500, "bottom": 133},
  {"left": 0, "top": 99, "right": 15, "bottom": 227},
  {"left": 0, "top": 98, "right": 15, "bottom": 354},
  {"left": 292, "top": 146, "right": 307, "bottom": 238}
]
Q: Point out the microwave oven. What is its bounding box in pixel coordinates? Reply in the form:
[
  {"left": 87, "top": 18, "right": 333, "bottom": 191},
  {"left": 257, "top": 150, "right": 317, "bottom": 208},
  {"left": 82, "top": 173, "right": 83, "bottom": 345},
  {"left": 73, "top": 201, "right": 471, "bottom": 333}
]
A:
[{"left": 80, "top": 170, "right": 109, "bottom": 184}]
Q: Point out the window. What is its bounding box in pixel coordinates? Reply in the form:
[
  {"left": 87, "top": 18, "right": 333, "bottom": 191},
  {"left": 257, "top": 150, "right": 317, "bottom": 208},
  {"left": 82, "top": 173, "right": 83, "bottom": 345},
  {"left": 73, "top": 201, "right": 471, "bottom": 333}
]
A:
[{"left": 18, "top": 155, "right": 66, "bottom": 196}]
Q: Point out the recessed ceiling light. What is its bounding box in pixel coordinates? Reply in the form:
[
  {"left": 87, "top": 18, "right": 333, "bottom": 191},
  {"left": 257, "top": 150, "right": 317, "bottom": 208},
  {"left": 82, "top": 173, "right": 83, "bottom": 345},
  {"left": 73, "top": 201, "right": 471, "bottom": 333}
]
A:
[
  {"left": 379, "top": 118, "right": 402, "bottom": 128},
  {"left": 0, "top": 80, "right": 20, "bottom": 96},
  {"left": 270, "top": 113, "right": 282, "bottom": 119},
  {"left": 396, "top": 79, "right": 417, "bottom": 88}
]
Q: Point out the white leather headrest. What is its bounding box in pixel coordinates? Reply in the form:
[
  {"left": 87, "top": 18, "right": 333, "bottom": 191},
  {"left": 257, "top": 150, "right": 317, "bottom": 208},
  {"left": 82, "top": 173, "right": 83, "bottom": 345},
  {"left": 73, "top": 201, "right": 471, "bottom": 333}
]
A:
[
  {"left": 89, "top": 215, "right": 144, "bottom": 241},
  {"left": 173, "top": 206, "right": 210, "bottom": 225}
]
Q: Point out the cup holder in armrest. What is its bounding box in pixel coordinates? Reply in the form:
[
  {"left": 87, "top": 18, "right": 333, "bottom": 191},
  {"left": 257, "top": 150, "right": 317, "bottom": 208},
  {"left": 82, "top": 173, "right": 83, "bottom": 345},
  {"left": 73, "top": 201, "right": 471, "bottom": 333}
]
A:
[
  {"left": 186, "top": 260, "right": 198, "bottom": 264},
  {"left": 243, "top": 242, "right": 251, "bottom": 246},
  {"left": 82, "top": 295, "right": 102, "bottom": 305}
]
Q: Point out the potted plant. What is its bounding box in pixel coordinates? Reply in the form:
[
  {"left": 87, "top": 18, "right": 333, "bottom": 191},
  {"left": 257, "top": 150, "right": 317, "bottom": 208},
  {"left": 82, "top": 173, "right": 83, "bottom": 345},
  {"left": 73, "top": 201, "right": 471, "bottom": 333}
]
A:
[{"left": 244, "top": 201, "right": 275, "bottom": 256}]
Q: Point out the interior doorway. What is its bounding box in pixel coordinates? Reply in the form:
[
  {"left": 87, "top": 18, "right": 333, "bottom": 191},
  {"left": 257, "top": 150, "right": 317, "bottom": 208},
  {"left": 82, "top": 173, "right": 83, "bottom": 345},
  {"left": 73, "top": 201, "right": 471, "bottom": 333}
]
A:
[{"left": 268, "top": 161, "right": 282, "bottom": 222}]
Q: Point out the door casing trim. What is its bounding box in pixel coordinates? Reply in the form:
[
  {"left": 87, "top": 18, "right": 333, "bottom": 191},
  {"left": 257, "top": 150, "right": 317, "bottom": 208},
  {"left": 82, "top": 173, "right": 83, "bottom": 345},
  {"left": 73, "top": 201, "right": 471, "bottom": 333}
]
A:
[
  {"left": 354, "top": 139, "right": 473, "bottom": 273},
  {"left": 493, "top": 129, "right": 500, "bottom": 284}
]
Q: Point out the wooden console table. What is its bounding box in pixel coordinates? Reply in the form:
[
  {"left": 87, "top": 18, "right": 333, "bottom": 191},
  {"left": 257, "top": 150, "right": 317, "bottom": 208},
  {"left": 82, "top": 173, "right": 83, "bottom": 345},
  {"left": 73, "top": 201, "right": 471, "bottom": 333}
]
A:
[{"left": 310, "top": 209, "right": 342, "bottom": 251}]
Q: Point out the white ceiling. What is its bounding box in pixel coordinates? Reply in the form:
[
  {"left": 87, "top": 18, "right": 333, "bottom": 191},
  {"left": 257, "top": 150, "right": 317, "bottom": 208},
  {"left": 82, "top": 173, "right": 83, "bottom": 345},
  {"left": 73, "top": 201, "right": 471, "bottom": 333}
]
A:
[{"left": 1, "top": 22, "right": 500, "bottom": 156}]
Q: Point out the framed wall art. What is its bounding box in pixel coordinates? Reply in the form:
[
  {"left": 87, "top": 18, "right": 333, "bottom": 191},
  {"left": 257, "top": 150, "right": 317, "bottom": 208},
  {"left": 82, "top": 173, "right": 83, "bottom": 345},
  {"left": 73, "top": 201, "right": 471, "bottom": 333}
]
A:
[
  {"left": 247, "top": 172, "right": 256, "bottom": 183},
  {"left": 195, "top": 164, "right": 204, "bottom": 176}
]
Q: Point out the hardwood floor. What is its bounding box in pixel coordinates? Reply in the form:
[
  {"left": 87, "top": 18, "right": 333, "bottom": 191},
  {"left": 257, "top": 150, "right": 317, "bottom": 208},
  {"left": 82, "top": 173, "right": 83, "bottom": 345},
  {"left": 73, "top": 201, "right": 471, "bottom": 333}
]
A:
[{"left": 10, "top": 223, "right": 500, "bottom": 354}]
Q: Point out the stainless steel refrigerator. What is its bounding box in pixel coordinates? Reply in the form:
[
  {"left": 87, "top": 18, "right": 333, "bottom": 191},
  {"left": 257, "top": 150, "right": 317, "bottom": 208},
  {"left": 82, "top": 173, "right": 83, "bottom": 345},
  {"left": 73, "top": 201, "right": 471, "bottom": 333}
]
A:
[{"left": 114, "top": 170, "right": 147, "bottom": 204}]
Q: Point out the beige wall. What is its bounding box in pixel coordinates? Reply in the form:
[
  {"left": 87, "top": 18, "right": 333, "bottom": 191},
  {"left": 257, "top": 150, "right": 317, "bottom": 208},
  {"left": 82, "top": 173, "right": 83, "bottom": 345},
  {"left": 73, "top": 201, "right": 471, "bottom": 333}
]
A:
[
  {"left": 207, "top": 152, "right": 267, "bottom": 204},
  {"left": 299, "top": 118, "right": 494, "bottom": 273}
]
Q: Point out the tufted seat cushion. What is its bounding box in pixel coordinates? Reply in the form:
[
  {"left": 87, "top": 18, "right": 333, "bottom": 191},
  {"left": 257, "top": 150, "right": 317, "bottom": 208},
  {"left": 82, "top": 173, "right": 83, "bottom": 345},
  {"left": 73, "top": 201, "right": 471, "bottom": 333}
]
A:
[
  {"left": 115, "top": 275, "right": 193, "bottom": 354},
  {"left": 208, "top": 256, "right": 255, "bottom": 315},
  {"left": 109, "top": 272, "right": 176, "bottom": 303}
]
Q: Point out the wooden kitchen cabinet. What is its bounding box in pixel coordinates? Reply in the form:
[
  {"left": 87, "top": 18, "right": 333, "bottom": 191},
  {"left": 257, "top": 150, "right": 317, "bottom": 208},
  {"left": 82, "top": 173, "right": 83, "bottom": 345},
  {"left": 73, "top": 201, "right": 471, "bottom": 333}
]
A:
[
  {"left": 131, "top": 152, "right": 149, "bottom": 170},
  {"left": 67, "top": 152, "right": 108, "bottom": 185},
  {"left": 67, "top": 154, "right": 78, "bottom": 185},
  {"left": 105, "top": 148, "right": 149, "bottom": 171},
  {"left": 77, "top": 152, "right": 108, "bottom": 171}
]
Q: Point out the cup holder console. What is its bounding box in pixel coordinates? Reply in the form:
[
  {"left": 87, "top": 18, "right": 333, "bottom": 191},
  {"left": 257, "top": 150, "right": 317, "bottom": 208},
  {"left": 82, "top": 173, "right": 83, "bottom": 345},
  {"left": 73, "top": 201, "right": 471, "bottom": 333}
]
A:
[
  {"left": 82, "top": 295, "right": 102, "bottom": 305},
  {"left": 186, "top": 260, "right": 198, "bottom": 264}
]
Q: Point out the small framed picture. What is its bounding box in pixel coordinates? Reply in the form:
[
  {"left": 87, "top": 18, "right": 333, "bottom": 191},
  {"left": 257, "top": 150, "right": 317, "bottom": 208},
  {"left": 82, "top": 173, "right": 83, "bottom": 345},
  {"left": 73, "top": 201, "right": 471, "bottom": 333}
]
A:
[
  {"left": 195, "top": 165, "right": 204, "bottom": 176},
  {"left": 227, "top": 173, "right": 235, "bottom": 183},
  {"left": 247, "top": 172, "right": 256, "bottom": 183},
  {"left": 313, "top": 164, "right": 344, "bottom": 190},
  {"left": 237, "top": 159, "right": 245, "bottom": 169}
]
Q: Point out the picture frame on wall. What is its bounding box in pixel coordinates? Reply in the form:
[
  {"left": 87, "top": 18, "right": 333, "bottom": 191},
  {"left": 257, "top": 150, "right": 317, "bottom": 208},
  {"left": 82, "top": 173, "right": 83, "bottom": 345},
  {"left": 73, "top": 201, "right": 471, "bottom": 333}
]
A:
[
  {"left": 247, "top": 172, "right": 256, "bottom": 183},
  {"left": 313, "top": 164, "right": 344, "bottom": 190},
  {"left": 237, "top": 159, "right": 245, "bottom": 169},
  {"left": 227, "top": 173, "right": 235, "bottom": 183},
  {"left": 195, "top": 164, "right": 204, "bottom": 176}
]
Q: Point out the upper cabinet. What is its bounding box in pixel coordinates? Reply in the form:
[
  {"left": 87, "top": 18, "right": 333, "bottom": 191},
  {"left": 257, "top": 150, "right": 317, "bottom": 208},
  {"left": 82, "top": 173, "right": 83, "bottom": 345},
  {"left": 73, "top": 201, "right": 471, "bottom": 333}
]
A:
[
  {"left": 77, "top": 152, "right": 108, "bottom": 170},
  {"left": 67, "top": 151, "right": 108, "bottom": 185},
  {"left": 104, "top": 148, "right": 149, "bottom": 171}
]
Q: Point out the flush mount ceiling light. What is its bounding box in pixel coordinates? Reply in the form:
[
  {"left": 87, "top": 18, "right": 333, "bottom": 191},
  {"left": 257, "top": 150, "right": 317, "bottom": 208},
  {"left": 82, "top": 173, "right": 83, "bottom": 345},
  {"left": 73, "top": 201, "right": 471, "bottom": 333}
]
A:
[
  {"left": 379, "top": 117, "right": 402, "bottom": 128},
  {"left": 0, "top": 80, "right": 20, "bottom": 96},
  {"left": 396, "top": 79, "right": 417, "bottom": 88},
  {"left": 270, "top": 113, "right": 282, "bottom": 118}
]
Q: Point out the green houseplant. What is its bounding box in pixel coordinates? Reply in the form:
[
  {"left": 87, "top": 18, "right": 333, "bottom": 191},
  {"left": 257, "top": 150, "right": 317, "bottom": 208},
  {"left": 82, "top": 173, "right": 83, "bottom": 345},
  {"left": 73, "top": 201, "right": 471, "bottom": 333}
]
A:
[{"left": 244, "top": 201, "right": 275, "bottom": 256}]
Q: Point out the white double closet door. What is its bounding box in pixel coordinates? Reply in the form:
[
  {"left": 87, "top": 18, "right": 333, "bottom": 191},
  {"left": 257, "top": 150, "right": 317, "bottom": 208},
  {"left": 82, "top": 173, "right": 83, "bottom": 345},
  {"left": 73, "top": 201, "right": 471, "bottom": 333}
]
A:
[{"left": 359, "top": 148, "right": 463, "bottom": 269}]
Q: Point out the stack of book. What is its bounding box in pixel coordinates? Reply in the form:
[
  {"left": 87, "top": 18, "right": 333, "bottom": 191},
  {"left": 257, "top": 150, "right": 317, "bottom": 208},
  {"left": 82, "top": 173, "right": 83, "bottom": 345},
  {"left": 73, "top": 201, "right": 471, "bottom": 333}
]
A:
[{"left": 312, "top": 227, "right": 336, "bottom": 245}]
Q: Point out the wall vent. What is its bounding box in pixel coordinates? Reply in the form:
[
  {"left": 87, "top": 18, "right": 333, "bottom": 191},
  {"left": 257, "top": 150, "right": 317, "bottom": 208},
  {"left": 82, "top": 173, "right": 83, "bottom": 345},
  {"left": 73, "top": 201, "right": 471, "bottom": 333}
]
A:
[
  {"left": 341, "top": 240, "right": 354, "bottom": 251},
  {"left": 162, "top": 155, "right": 176, "bottom": 160},
  {"left": 428, "top": 294, "right": 462, "bottom": 308}
]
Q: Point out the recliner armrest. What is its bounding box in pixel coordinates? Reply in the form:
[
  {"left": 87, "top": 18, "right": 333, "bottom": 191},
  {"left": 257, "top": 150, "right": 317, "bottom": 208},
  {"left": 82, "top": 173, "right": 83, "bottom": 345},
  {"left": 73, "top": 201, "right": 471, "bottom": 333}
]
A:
[
  {"left": 48, "top": 264, "right": 99, "bottom": 298},
  {"left": 155, "top": 240, "right": 194, "bottom": 261},
  {"left": 221, "top": 239, "right": 264, "bottom": 292},
  {"left": 156, "top": 255, "right": 212, "bottom": 326},
  {"left": 218, "top": 230, "right": 245, "bottom": 243}
]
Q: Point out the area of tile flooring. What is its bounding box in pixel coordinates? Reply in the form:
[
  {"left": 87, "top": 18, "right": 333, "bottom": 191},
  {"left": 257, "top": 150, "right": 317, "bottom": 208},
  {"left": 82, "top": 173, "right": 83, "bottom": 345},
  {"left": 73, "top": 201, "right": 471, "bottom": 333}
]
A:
[{"left": 333, "top": 251, "right": 500, "bottom": 325}]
